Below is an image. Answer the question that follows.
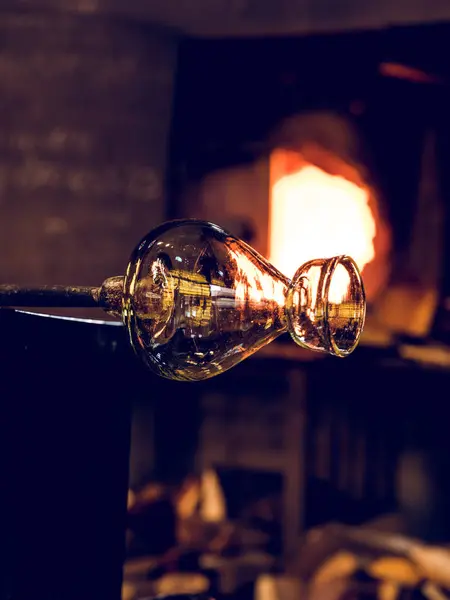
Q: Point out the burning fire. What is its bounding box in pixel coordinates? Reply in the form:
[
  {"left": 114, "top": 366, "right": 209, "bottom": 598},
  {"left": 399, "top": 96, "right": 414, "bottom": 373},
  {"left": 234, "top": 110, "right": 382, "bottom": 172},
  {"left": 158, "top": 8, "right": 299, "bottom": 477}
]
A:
[{"left": 269, "top": 161, "right": 376, "bottom": 302}]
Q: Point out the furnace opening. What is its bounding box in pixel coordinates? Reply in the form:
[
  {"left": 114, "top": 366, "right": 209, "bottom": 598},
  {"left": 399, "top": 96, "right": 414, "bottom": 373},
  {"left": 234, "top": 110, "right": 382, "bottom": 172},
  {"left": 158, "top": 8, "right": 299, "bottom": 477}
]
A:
[{"left": 269, "top": 145, "right": 388, "bottom": 301}]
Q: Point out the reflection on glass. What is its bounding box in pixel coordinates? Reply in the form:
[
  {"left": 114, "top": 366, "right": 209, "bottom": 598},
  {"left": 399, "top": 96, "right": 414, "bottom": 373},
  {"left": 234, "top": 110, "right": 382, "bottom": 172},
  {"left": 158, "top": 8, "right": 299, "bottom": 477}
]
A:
[{"left": 123, "top": 220, "right": 366, "bottom": 381}]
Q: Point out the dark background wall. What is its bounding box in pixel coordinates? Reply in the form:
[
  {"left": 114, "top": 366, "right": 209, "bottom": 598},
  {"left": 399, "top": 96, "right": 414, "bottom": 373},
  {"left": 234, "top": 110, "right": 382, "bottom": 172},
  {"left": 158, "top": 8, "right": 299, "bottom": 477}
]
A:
[
  {"left": 3, "top": 0, "right": 450, "bottom": 37},
  {"left": 0, "top": 12, "right": 176, "bottom": 287}
]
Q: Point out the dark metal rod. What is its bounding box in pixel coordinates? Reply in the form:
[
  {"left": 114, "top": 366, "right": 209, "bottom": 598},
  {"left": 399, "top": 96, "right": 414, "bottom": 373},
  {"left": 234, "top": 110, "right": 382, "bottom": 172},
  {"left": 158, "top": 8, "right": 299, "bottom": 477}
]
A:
[{"left": 0, "top": 285, "right": 101, "bottom": 308}]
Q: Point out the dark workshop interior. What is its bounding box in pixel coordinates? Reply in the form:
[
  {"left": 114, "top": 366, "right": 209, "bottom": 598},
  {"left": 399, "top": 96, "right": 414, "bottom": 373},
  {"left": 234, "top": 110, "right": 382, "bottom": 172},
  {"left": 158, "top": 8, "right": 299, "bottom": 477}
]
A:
[{"left": 2, "top": 2, "right": 450, "bottom": 600}]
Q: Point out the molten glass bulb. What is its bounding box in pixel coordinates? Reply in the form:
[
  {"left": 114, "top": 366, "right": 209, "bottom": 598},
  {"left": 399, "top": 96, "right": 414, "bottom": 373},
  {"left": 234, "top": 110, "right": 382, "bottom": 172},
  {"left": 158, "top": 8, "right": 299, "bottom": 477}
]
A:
[{"left": 122, "top": 220, "right": 366, "bottom": 381}]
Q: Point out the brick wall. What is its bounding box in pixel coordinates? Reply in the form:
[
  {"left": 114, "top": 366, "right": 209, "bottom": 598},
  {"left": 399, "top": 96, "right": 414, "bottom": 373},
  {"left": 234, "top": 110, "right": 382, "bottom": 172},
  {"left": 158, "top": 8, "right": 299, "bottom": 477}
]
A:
[{"left": 0, "top": 12, "right": 176, "bottom": 287}]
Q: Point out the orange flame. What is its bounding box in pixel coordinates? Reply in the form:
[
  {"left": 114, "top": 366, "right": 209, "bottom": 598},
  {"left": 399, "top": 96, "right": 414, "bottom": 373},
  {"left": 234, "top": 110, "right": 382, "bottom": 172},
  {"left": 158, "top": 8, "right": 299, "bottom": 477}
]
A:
[{"left": 269, "top": 161, "right": 376, "bottom": 302}]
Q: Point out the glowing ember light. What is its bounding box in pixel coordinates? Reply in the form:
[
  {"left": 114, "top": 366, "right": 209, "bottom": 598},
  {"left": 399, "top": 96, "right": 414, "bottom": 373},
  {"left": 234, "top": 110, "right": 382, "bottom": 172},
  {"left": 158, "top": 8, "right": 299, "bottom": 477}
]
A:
[{"left": 269, "top": 163, "right": 376, "bottom": 302}]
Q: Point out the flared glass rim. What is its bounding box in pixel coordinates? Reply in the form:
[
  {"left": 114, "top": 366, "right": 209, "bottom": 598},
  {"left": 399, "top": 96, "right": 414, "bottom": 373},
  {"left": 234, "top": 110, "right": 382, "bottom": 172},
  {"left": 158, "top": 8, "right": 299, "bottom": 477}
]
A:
[{"left": 288, "top": 255, "right": 366, "bottom": 357}]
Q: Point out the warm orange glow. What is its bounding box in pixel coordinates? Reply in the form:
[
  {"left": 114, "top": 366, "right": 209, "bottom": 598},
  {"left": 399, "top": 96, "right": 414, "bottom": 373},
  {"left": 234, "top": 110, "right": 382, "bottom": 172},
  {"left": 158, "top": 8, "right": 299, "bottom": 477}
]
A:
[
  {"left": 270, "top": 161, "right": 376, "bottom": 302},
  {"left": 230, "top": 243, "right": 286, "bottom": 306}
]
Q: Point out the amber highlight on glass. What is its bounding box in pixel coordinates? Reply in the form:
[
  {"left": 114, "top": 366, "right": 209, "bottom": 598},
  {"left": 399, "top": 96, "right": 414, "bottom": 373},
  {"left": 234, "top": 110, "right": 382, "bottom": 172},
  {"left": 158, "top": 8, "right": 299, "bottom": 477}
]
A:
[{"left": 122, "top": 219, "right": 366, "bottom": 381}]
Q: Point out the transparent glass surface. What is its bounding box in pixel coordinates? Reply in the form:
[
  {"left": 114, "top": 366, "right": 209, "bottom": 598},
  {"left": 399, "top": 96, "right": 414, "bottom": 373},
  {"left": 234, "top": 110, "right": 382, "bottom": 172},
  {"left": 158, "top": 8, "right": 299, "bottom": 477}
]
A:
[
  {"left": 286, "top": 256, "right": 366, "bottom": 357},
  {"left": 122, "top": 220, "right": 366, "bottom": 381}
]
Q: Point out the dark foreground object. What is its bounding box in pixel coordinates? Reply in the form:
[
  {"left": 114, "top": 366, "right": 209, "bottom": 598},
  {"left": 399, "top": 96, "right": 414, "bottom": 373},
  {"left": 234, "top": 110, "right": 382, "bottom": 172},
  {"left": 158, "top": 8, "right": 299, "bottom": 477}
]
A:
[{"left": 0, "top": 309, "right": 135, "bottom": 600}]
